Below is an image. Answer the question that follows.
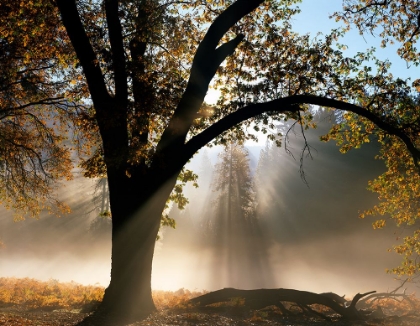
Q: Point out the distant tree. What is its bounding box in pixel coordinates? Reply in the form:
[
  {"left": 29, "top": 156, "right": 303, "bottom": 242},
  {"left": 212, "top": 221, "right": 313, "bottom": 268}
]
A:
[
  {"left": 206, "top": 143, "right": 257, "bottom": 235},
  {"left": 254, "top": 109, "right": 384, "bottom": 245},
  {"left": 199, "top": 150, "right": 214, "bottom": 193},
  {"left": 91, "top": 178, "right": 111, "bottom": 216},
  {"left": 203, "top": 142, "right": 273, "bottom": 288}
]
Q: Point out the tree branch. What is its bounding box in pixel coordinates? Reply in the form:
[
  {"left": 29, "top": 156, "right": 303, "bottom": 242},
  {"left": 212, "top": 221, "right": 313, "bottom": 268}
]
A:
[
  {"left": 199, "top": 0, "right": 264, "bottom": 52},
  {"left": 54, "top": 0, "right": 110, "bottom": 104},
  {"left": 104, "top": 0, "right": 128, "bottom": 103},
  {"left": 349, "top": 291, "right": 376, "bottom": 309},
  {"left": 183, "top": 98, "right": 300, "bottom": 162},
  {"left": 156, "top": 0, "right": 263, "bottom": 155},
  {"left": 349, "top": 1, "right": 388, "bottom": 14},
  {"left": 0, "top": 97, "right": 65, "bottom": 117},
  {"left": 212, "top": 34, "right": 245, "bottom": 77},
  {"left": 183, "top": 95, "right": 420, "bottom": 168},
  {"left": 190, "top": 288, "right": 367, "bottom": 320}
]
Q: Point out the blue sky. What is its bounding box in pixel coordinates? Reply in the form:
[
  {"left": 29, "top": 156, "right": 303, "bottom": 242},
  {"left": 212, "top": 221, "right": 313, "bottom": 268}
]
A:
[{"left": 293, "top": 1, "right": 415, "bottom": 80}]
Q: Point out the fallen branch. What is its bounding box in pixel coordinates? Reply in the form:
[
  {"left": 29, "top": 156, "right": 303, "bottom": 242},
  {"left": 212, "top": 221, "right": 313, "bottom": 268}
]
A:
[
  {"left": 357, "top": 281, "right": 417, "bottom": 311},
  {"left": 349, "top": 291, "right": 376, "bottom": 308},
  {"left": 358, "top": 292, "right": 417, "bottom": 311},
  {"left": 189, "top": 288, "right": 374, "bottom": 320}
]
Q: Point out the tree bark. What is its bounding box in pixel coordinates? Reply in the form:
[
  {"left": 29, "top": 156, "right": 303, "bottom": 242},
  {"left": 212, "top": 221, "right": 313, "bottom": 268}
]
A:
[{"left": 78, "top": 172, "right": 177, "bottom": 325}]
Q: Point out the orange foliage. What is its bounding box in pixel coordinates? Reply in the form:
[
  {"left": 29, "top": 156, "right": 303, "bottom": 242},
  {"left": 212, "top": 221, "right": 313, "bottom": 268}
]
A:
[
  {"left": 0, "top": 0, "right": 93, "bottom": 219},
  {"left": 0, "top": 278, "right": 103, "bottom": 310},
  {"left": 152, "top": 288, "right": 206, "bottom": 310},
  {"left": 0, "top": 277, "right": 206, "bottom": 311}
]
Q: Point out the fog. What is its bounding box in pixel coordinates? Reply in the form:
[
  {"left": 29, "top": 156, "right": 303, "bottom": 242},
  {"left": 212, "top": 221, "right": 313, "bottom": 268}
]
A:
[
  {"left": 0, "top": 174, "right": 112, "bottom": 286},
  {"left": 0, "top": 112, "right": 417, "bottom": 297}
]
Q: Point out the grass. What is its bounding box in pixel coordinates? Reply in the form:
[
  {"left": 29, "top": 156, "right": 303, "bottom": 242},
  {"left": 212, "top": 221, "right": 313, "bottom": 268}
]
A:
[
  {"left": 0, "top": 277, "right": 206, "bottom": 311},
  {"left": 0, "top": 277, "right": 104, "bottom": 310}
]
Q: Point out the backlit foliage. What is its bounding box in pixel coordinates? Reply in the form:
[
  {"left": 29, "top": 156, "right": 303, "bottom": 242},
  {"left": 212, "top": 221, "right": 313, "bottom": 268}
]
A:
[
  {"left": 0, "top": 0, "right": 90, "bottom": 219},
  {"left": 335, "top": 0, "right": 420, "bottom": 64},
  {"left": 68, "top": 0, "right": 379, "bottom": 169},
  {"left": 326, "top": 1, "right": 420, "bottom": 277},
  {"left": 66, "top": 0, "right": 352, "bottom": 228}
]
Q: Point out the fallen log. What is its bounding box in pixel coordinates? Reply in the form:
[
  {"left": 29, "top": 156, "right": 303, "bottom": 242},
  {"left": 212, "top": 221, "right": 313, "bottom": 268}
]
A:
[{"left": 189, "top": 288, "right": 375, "bottom": 320}]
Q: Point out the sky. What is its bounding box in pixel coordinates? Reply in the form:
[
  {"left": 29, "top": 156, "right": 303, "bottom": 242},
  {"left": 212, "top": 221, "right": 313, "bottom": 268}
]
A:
[
  {"left": 291, "top": 0, "right": 415, "bottom": 80},
  {"left": 205, "top": 1, "right": 416, "bottom": 104},
  {"left": 1, "top": 1, "right": 419, "bottom": 296}
]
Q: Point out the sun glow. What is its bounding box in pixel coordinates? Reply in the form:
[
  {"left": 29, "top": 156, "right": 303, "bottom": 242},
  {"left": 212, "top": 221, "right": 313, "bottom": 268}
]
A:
[{"left": 204, "top": 87, "right": 221, "bottom": 105}]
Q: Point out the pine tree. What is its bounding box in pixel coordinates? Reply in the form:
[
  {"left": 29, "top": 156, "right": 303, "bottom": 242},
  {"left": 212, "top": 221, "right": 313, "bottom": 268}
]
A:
[{"left": 203, "top": 142, "right": 273, "bottom": 289}]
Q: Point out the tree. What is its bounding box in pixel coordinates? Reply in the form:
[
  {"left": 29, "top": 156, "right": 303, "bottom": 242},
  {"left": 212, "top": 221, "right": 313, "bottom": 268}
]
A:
[
  {"left": 202, "top": 142, "right": 273, "bottom": 289},
  {"left": 206, "top": 143, "right": 256, "bottom": 236},
  {"left": 5, "top": 0, "right": 420, "bottom": 324}
]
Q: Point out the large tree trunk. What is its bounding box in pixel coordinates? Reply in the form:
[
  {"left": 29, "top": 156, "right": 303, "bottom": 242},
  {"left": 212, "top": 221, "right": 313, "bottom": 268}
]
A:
[{"left": 79, "top": 172, "right": 177, "bottom": 325}]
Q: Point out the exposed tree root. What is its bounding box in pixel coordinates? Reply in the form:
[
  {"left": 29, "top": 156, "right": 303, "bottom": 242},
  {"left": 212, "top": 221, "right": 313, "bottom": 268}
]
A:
[{"left": 189, "top": 288, "right": 375, "bottom": 320}]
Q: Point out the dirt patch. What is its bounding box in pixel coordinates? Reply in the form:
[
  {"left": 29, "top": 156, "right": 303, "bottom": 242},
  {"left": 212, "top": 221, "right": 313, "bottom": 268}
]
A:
[{"left": 0, "top": 310, "right": 88, "bottom": 326}]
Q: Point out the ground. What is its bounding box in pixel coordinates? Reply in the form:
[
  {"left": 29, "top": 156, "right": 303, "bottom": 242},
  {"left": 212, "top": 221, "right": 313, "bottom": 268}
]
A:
[
  {"left": 0, "top": 278, "right": 419, "bottom": 325},
  {"left": 1, "top": 305, "right": 420, "bottom": 326}
]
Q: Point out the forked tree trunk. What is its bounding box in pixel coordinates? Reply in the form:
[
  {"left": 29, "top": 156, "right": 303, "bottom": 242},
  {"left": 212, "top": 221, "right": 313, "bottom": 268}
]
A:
[{"left": 79, "top": 173, "right": 177, "bottom": 325}]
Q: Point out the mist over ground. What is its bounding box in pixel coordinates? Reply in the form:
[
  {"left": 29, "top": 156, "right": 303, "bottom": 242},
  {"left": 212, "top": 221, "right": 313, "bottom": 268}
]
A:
[{"left": 0, "top": 114, "right": 417, "bottom": 297}]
